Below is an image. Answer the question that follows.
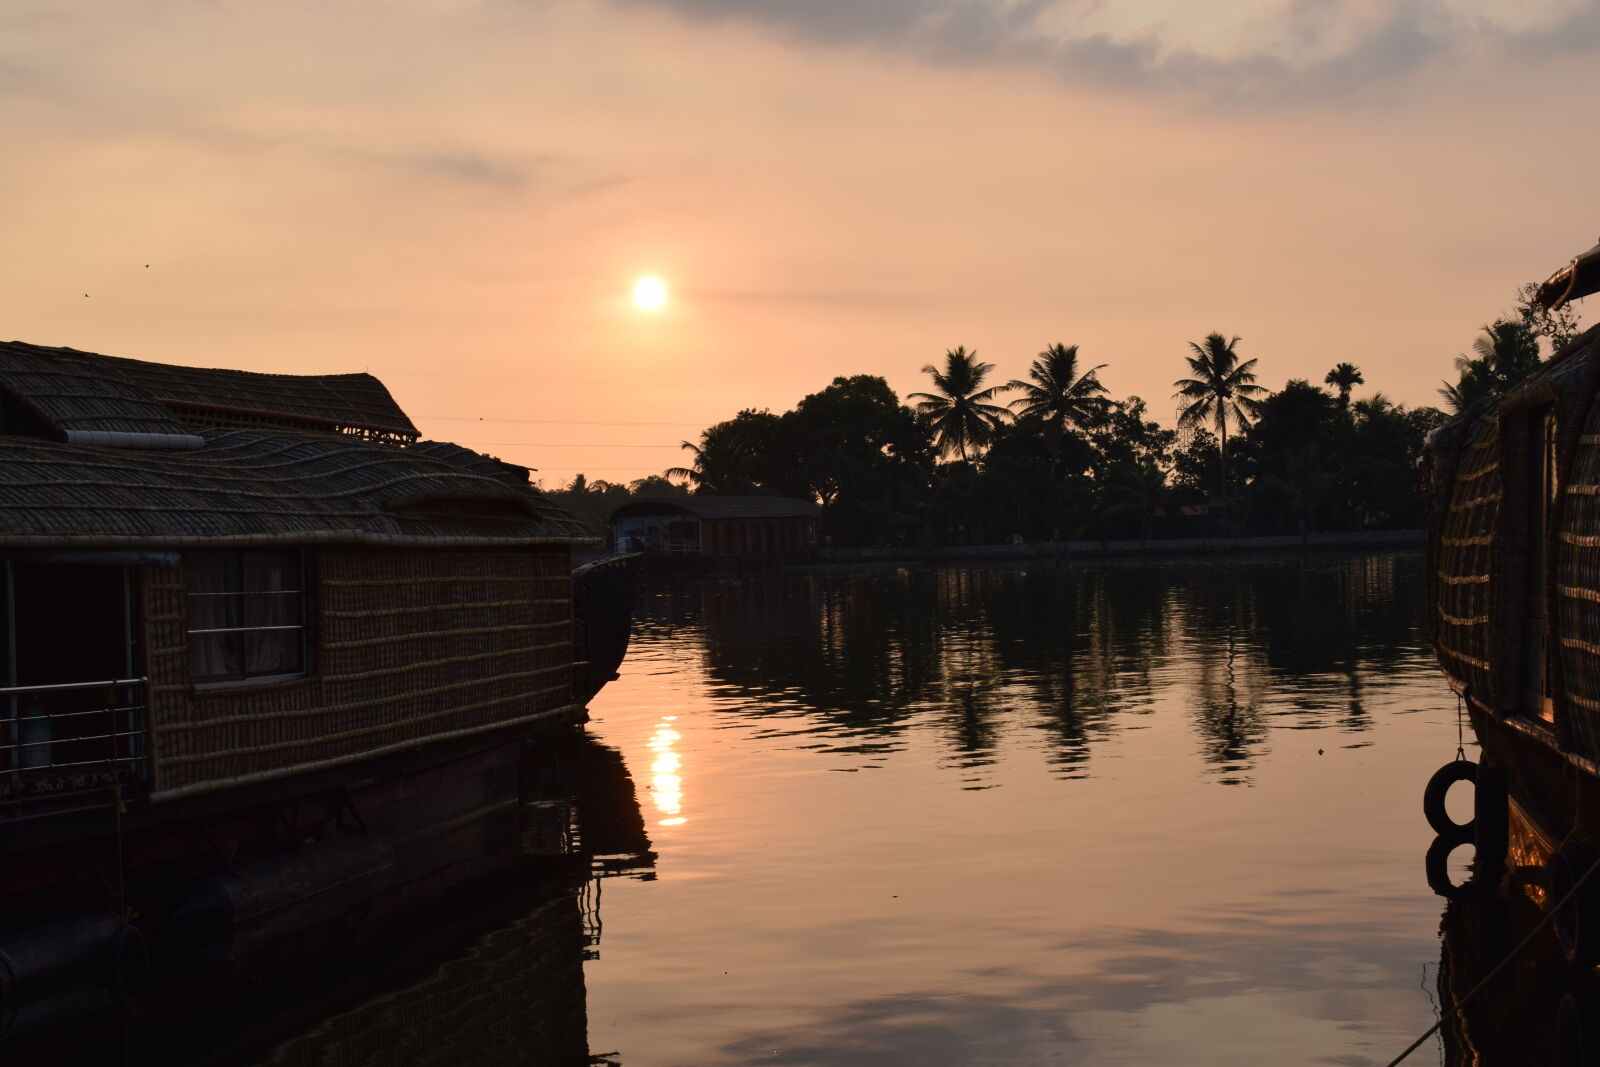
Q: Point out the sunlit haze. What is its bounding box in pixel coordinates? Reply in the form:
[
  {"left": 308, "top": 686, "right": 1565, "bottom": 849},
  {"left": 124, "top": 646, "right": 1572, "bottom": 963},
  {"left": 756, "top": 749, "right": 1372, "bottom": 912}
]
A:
[{"left": 3, "top": 0, "right": 1597, "bottom": 484}]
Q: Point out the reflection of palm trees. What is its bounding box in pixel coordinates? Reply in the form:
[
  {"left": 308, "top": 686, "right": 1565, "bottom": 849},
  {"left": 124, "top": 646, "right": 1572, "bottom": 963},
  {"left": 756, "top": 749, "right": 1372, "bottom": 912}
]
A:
[
  {"left": 660, "top": 557, "right": 1422, "bottom": 778},
  {"left": 1341, "top": 668, "right": 1368, "bottom": 731},
  {"left": 909, "top": 347, "right": 1011, "bottom": 461},
  {"left": 1187, "top": 573, "right": 1267, "bottom": 783}
]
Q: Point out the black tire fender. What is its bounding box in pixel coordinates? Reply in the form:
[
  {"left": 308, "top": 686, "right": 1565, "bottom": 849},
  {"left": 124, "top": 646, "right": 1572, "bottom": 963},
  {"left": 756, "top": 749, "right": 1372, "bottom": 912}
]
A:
[
  {"left": 1426, "top": 834, "right": 1483, "bottom": 900},
  {"left": 1424, "top": 760, "right": 1481, "bottom": 840}
]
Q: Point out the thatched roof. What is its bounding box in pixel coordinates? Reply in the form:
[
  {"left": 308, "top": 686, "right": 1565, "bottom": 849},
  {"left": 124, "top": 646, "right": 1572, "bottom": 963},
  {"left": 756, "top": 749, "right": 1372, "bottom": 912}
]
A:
[
  {"left": 0, "top": 343, "right": 197, "bottom": 438},
  {"left": 0, "top": 341, "right": 418, "bottom": 439},
  {"left": 0, "top": 340, "right": 593, "bottom": 547},
  {"left": 612, "top": 496, "right": 819, "bottom": 521},
  {"left": 0, "top": 429, "right": 593, "bottom": 548},
  {"left": 409, "top": 440, "right": 537, "bottom": 489}
]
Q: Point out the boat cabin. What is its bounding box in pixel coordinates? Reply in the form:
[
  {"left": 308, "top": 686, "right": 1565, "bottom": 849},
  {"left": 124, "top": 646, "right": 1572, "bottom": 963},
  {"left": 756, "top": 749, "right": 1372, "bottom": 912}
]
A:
[
  {"left": 0, "top": 341, "right": 594, "bottom": 827},
  {"left": 1428, "top": 242, "right": 1600, "bottom": 767}
]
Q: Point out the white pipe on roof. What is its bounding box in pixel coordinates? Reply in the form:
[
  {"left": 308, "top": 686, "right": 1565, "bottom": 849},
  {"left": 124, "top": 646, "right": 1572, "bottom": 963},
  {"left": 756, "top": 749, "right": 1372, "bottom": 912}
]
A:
[{"left": 62, "top": 429, "right": 205, "bottom": 451}]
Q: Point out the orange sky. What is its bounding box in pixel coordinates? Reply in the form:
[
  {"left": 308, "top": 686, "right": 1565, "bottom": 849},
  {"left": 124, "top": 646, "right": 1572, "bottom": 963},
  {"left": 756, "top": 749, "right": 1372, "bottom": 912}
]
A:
[{"left": 3, "top": 0, "right": 1598, "bottom": 485}]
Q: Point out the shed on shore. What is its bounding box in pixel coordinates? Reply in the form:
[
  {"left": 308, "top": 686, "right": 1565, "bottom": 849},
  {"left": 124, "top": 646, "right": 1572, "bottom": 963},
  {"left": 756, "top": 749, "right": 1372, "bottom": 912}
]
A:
[{"left": 611, "top": 496, "right": 818, "bottom": 557}]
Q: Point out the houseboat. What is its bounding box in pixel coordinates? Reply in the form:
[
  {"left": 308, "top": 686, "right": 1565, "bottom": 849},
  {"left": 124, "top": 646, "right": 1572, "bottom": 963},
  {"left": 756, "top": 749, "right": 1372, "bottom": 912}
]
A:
[
  {"left": 1421, "top": 239, "right": 1600, "bottom": 964},
  {"left": 0, "top": 340, "right": 630, "bottom": 1041},
  {"left": 611, "top": 495, "right": 819, "bottom": 567}
]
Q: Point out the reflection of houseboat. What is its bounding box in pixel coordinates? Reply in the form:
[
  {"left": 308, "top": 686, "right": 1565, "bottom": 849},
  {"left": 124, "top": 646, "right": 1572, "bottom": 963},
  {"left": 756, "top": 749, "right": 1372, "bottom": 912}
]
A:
[
  {"left": 1421, "top": 241, "right": 1600, "bottom": 965},
  {"left": 8, "top": 731, "right": 654, "bottom": 1065},
  {"left": 1432, "top": 800, "right": 1600, "bottom": 1066},
  {"left": 0, "top": 341, "right": 633, "bottom": 1042}
]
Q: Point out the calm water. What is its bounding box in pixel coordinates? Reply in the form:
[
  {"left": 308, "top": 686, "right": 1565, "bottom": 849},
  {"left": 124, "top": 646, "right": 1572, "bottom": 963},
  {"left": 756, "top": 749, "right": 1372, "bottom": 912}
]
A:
[
  {"left": 581, "top": 554, "right": 1457, "bottom": 1066},
  {"left": 66, "top": 552, "right": 1470, "bottom": 1066}
]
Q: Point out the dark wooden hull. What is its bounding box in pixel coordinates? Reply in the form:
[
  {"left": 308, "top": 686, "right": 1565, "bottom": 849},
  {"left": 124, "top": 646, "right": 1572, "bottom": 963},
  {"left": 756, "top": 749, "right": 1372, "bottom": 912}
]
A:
[
  {"left": 0, "top": 726, "right": 652, "bottom": 1053},
  {"left": 571, "top": 553, "right": 639, "bottom": 703},
  {"left": 1468, "top": 704, "right": 1600, "bottom": 846}
]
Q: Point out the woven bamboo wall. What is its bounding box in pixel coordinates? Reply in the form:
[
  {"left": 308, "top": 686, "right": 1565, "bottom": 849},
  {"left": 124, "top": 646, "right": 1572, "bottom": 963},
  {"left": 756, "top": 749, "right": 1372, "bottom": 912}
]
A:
[
  {"left": 1557, "top": 388, "right": 1600, "bottom": 757},
  {"left": 1435, "top": 414, "right": 1501, "bottom": 704},
  {"left": 143, "top": 547, "right": 574, "bottom": 797}
]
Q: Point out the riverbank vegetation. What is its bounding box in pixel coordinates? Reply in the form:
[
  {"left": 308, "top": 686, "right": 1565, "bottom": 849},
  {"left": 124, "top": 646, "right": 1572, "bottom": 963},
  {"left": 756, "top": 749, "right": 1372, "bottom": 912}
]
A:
[{"left": 548, "top": 290, "right": 1584, "bottom": 547}]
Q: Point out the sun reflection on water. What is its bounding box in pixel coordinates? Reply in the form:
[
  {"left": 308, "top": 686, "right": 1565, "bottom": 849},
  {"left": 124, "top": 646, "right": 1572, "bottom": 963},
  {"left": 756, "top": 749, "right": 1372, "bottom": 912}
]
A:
[{"left": 648, "top": 715, "right": 686, "bottom": 826}]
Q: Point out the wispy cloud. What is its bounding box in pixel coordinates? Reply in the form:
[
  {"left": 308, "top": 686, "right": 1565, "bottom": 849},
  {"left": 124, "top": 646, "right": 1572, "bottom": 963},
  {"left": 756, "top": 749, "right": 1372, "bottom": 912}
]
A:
[
  {"left": 407, "top": 149, "right": 534, "bottom": 188},
  {"left": 686, "top": 285, "right": 941, "bottom": 308},
  {"left": 601, "top": 0, "right": 1597, "bottom": 103}
]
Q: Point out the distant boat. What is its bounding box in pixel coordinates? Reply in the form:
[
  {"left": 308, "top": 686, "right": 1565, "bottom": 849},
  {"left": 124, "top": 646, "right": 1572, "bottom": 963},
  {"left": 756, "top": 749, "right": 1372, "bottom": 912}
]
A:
[{"left": 1420, "top": 237, "right": 1600, "bottom": 968}]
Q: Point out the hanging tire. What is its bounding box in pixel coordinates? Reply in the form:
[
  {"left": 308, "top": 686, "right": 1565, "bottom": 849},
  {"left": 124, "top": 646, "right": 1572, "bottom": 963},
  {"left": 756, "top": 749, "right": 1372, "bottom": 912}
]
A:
[
  {"left": 1552, "top": 842, "right": 1600, "bottom": 968},
  {"left": 1426, "top": 834, "right": 1483, "bottom": 900},
  {"left": 1424, "top": 760, "right": 1481, "bottom": 840}
]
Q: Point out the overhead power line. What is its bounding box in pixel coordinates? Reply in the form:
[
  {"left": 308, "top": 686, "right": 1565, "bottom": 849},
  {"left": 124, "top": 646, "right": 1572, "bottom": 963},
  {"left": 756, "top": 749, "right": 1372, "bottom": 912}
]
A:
[
  {"left": 414, "top": 415, "right": 698, "bottom": 427},
  {"left": 154, "top": 356, "right": 802, "bottom": 393},
  {"left": 445, "top": 442, "right": 677, "bottom": 448}
]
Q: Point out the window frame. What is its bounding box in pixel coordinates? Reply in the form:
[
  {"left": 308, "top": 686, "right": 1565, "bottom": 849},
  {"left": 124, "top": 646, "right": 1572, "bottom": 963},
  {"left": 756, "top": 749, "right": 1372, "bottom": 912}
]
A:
[{"left": 184, "top": 549, "right": 313, "bottom": 688}]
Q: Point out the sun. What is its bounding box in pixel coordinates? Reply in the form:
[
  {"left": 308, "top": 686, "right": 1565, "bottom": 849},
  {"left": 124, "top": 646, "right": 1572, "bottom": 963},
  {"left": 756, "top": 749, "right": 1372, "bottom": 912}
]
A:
[{"left": 632, "top": 276, "right": 668, "bottom": 312}]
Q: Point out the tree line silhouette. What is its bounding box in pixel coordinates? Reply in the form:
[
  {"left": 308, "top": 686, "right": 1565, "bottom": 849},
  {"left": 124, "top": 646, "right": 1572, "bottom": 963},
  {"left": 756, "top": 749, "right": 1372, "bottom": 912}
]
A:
[{"left": 550, "top": 288, "right": 1584, "bottom": 547}]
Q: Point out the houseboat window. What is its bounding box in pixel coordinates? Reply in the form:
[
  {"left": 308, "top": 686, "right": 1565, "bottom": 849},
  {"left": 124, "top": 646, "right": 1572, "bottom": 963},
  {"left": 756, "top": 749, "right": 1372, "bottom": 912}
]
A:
[{"left": 185, "top": 551, "right": 308, "bottom": 685}]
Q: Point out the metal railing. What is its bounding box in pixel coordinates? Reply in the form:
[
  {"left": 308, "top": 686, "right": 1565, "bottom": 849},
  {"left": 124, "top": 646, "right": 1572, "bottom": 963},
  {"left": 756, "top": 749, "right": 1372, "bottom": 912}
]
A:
[
  {"left": 617, "top": 538, "right": 701, "bottom": 557},
  {"left": 1, "top": 678, "right": 148, "bottom": 801}
]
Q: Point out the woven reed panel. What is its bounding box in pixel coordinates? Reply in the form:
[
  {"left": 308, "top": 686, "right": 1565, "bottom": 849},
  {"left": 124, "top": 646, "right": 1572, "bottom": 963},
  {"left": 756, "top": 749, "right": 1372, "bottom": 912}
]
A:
[
  {"left": 1558, "top": 387, "right": 1600, "bottom": 756},
  {"left": 1435, "top": 413, "right": 1501, "bottom": 703},
  {"left": 144, "top": 547, "right": 574, "bottom": 796}
]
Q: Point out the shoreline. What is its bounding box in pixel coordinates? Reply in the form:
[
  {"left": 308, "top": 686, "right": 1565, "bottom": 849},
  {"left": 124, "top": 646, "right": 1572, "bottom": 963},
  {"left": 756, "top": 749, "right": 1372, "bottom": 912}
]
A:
[
  {"left": 815, "top": 528, "right": 1423, "bottom": 564},
  {"left": 595, "top": 529, "right": 1426, "bottom": 571}
]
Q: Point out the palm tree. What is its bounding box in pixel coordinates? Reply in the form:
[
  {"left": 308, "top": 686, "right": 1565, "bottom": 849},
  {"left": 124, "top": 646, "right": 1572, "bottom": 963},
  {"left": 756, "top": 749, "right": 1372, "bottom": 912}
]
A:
[
  {"left": 1323, "top": 363, "right": 1364, "bottom": 410},
  {"left": 1437, "top": 319, "right": 1542, "bottom": 414},
  {"left": 1351, "top": 392, "right": 1395, "bottom": 421},
  {"left": 908, "top": 346, "right": 1011, "bottom": 461},
  {"left": 664, "top": 422, "right": 757, "bottom": 493},
  {"left": 1006, "top": 343, "right": 1109, "bottom": 439},
  {"left": 1173, "top": 332, "right": 1266, "bottom": 498}
]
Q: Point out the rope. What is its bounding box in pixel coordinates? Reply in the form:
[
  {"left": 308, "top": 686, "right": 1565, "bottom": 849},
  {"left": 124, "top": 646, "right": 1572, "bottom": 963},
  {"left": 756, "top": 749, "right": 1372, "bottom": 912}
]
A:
[
  {"left": 1455, "top": 693, "right": 1466, "bottom": 762},
  {"left": 1384, "top": 849, "right": 1600, "bottom": 1066}
]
